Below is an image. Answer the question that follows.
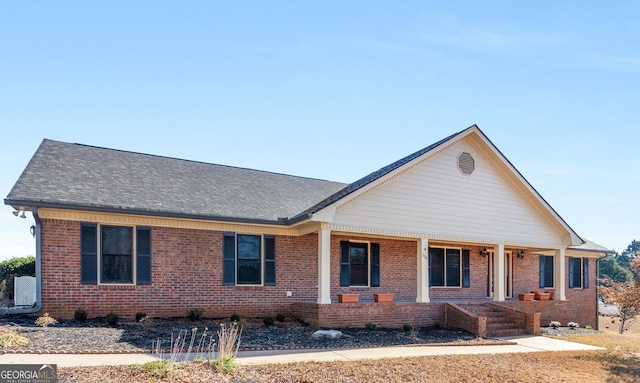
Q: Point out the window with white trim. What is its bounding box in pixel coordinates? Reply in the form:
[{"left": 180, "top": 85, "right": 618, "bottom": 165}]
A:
[
  {"left": 223, "top": 233, "right": 275, "bottom": 286},
  {"left": 339, "top": 241, "right": 380, "bottom": 287},
  {"left": 80, "top": 223, "right": 152, "bottom": 285},
  {"left": 569, "top": 257, "right": 589, "bottom": 289},
  {"left": 539, "top": 255, "right": 554, "bottom": 288},
  {"left": 429, "top": 247, "right": 470, "bottom": 288}
]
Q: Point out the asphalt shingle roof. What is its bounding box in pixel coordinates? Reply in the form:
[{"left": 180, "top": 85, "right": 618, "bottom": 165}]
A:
[{"left": 5, "top": 139, "right": 347, "bottom": 223}]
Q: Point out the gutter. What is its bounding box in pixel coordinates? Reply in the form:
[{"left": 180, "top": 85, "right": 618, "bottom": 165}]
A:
[{"left": 0, "top": 207, "right": 42, "bottom": 315}]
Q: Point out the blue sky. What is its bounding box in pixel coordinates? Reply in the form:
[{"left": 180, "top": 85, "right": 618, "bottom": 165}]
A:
[{"left": 1, "top": 1, "right": 639, "bottom": 260}]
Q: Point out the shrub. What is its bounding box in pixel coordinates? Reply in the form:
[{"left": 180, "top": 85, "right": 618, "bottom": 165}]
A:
[
  {"left": 74, "top": 308, "right": 88, "bottom": 322},
  {"left": 549, "top": 321, "right": 561, "bottom": 329},
  {"left": 403, "top": 323, "right": 413, "bottom": 331},
  {"left": 276, "top": 313, "right": 286, "bottom": 322},
  {"left": 0, "top": 256, "right": 35, "bottom": 301},
  {"left": 434, "top": 321, "right": 447, "bottom": 330},
  {"left": 35, "top": 313, "right": 58, "bottom": 328},
  {"left": 187, "top": 308, "right": 204, "bottom": 321},
  {"left": 263, "top": 316, "right": 275, "bottom": 327},
  {"left": 230, "top": 313, "right": 240, "bottom": 322},
  {"left": 0, "top": 256, "right": 35, "bottom": 281},
  {"left": 567, "top": 321, "right": 579, "bottom": 329},
  {"left": 365, "top": 322, "right": 377, "bottom": 331},
  {"left": 135, "top": 311, "right": 147, "bottom": 322},
  {"left": 106, "top": 311, "right": 119, "bottom": 326}
]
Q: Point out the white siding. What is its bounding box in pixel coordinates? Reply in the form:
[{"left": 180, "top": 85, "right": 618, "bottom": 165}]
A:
[{"left": 332, "top": 139, "right": 563, "bottom": 246}]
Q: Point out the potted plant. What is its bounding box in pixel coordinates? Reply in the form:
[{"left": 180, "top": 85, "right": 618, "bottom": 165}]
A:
[
  {"left": 374, "top": 293, "right": 394, "bottom": 303},
  {"left": 519, "top": 293, "right": 535, "bottom": 301},
  {"left": 534, "top": 291, "right": 551, "bottom": 301},
  {"left": 338, "top": 294, "right": 360, "bottom": 303}
]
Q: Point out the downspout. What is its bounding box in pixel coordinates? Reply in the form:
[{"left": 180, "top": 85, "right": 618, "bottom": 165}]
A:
[
  {"left": 0, "top": 206, "right": 42, "bottom": 315},
  {"left": 595, "top": 252, "right": 608, "bottom": 331}
]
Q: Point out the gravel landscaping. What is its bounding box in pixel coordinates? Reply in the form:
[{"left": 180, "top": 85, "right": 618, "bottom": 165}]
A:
[{"left": 0, "top": 314, "right": 509, "bottom": 353}]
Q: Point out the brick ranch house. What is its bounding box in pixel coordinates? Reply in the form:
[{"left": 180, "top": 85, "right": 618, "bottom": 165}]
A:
[{"left": 5, "top": 125, "right": 611, "bottom": 337}]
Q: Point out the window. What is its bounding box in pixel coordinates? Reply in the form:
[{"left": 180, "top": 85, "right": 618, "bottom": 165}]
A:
[
  {"left": 80, "top": 223, "right": 151, "bottom": 285},
  {"left": 223, "top": 233, "right": 275, "bottom": 286},
  {"left": 569, "top": 257, "right": 589, "bottom": 289},
  {"left": 429, "top": 247, "right": 470, "bottom": 288},
  {"left": 539, "top": 255, "right": 554, "bottom": 288},
  {"left": 340, "top": 241, "right": 380, "bottom": 287}
]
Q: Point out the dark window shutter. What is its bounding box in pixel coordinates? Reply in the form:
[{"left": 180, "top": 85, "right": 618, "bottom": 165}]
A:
[
  {"left": 583, "top": 258, "right": 589, "bottom": 288},
  {"left": 462, "top": 250, "right": 470, "bottom": 288},
  {"left": 223, "top": 233, "right": 236, "bottom": 285},
  {"left": 539, "top": 255, "right": 545, "bottom": 288},
  {"left": 80, "top": 223, "right": 98, "bottom": 284},
  {"left": 568, "top": 257, "right": 575, "bottom": 288},
  {"left": 370, "top": 243, "right": 380, "bottom": 287},
  {"left": 264, "top": 236, "right": 276, "bottom": 286},
  {"left": 340, "top": 241, "right": 350, "bottom": 286},
  {"left": 429, "top": 248, "right": 445, "bottom": 287},
  {"left": 136, "top": 227, "right": 152, "bottom": 285}
]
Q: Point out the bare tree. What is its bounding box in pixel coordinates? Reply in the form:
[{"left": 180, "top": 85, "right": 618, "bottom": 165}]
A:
[{"left": 600, "top": 258, "right": 640, "bottom": 334}]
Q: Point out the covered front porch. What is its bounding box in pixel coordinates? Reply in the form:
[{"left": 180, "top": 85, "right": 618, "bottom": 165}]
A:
[{"left": 315, "top": 227, "right": 570, "bottom": 305}]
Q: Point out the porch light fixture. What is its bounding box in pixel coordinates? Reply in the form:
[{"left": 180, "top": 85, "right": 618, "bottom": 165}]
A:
[
  {"left": 480, "top": 247, "right": 488, "bottom": 257},
  {"left": 30, "top": 225, "right": 36, "bottom": 238},
  {"left": 12, "top": 209, "right": 26, "bottom": 218},
  {"left": 517, "top": 250, "right": 525, "bottom": 259}
]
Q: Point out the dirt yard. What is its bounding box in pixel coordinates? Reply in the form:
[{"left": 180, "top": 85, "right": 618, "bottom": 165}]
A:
[
  {"left": 600, "top": 314, "right": 640, "bottom": 336},
  {"left": 57, "top": 322, "right": 640, "bottom": 383}
]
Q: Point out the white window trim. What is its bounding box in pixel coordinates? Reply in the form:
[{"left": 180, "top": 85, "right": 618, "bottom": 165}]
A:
[
  {"left": 569, "top": 257, "right": 587, "bottom": 290},
  {"left": 235, "top": 233, "right": 265, "bottom": 287},
  {"left": 430, "top": 246, "right": 463, "bottom": 289},
  {"left": 345, "top": 240, "right": 371, "bottom": 288},
  {"left": 97, "top": 223, "right": 137, "bottom": 286},
  {"left": 540, "top": 254, "right": 555, "bottom": 289}
]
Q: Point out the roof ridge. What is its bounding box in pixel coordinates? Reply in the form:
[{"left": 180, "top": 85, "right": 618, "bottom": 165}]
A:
[{"left": 41, "top": 138, "right": 346, "bottom": 185}]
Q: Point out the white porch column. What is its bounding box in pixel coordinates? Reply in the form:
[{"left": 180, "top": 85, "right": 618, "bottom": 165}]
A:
[
  {"left": 554, "top": 248, "right": 566, "bottom": 301},
  {"left": 317, "top": 227, "right": 332, "bottom": 304},
  {"left": 493, "top": 244, "right": 506, "bottom": 301},
  {"left": 416, "top": 238, "right": 430, "bottom": 303}
]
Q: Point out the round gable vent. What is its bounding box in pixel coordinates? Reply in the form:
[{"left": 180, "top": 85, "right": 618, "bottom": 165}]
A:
[{"left": 457, "top": 152, "right": 475, "bottom": 175}]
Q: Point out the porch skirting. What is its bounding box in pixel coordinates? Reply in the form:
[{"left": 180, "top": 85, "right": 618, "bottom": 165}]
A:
[
  {"left": 292, "top": 301, "right": 446, "bottom": 329},
  {"left": 292, "top": 300, "right": 590, "bottom": 337}
]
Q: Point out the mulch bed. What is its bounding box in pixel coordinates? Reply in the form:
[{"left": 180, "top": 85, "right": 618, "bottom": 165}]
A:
[{"left": 0, "top": 314, "right": 511, "bottom": 354}]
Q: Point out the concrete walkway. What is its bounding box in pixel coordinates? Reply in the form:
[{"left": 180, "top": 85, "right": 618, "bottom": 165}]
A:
[{"left": 0, "top": 336, "right": 605, "bottom": 368}]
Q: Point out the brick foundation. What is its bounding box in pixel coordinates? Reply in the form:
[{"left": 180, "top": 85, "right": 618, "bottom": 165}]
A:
[{"left": 292, "top": 301, "right": 446, "bottom": 328}]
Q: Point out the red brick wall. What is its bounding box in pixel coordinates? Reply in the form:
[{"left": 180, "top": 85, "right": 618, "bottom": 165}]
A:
[
  {"left": 293, "top": 302, "right": 446, "bottom": 328},
  {"left": 40, "top": 219, "right": 319, "bottom": 319},
  {"left": 38, "top": 218, "right": 598, "bottom": 329},
  {"left": 428, "top": 244, "right": 491, "bottom": 300},
  {"left": 331, "top": 235, "right": 417, "bottom": 302}
]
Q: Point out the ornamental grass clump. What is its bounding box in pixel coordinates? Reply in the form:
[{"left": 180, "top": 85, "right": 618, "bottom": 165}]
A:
[
  {"left": 0, "top": 331, "right": 29, "bottom": 347},
  {"left": 212, "top": 322, "right": 243, "bottom": 373}
]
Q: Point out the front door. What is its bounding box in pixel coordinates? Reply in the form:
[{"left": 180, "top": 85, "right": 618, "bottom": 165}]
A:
[{"left": 487, "top": 251, "right": 513, "bottom": 298}]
